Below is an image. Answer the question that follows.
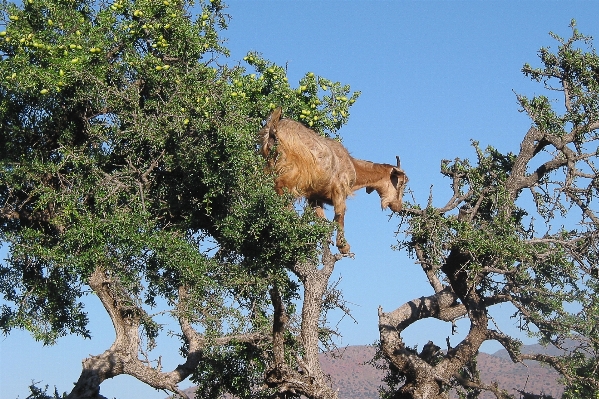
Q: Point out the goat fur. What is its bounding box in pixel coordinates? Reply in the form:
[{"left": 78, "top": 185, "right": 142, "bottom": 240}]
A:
[{"left": 259, "top": 107, "right": 407, "bottom": 253}]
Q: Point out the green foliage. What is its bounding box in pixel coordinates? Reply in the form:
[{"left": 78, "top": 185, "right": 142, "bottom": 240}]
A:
[
  {"left": 399, "top": 143, "right": 526, "bottom": 277},
  {"left": 522, "top": 21, "right": 599, "bottom": 136},
  {"left": 391, "top": 22, "right": 599, "bottom": 397},
  {"left": 561, "top": 351, "right": 599, "bottom": 399},
  {"left": 190, "top": 341, "right": 274, "bottom": 399},
  {"left": 0, "top": 0, "right": 359, "bottom": 395}
]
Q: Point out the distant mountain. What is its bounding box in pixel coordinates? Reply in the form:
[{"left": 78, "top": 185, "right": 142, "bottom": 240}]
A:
[
  {"left": 475, "top": 351, "right": 562, "bottom": 399},
  {"left": 319, "top": 345, "right": 563, "bottom": 399},
  {"left": 175, "top": 344, "right": 564, "bottom": 399}
]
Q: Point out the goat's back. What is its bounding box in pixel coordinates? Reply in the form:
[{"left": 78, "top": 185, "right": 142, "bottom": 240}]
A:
[{"left": 265, "top": 118, "right": 356, "bottom": 204}]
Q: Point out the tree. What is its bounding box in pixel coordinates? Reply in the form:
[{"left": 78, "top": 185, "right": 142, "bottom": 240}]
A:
[
  {"left": 378, "top": 22, "right": 599, "bottom": 399},
  {"left": 0, "top": 1, "right": 359, "bottom": 398}
]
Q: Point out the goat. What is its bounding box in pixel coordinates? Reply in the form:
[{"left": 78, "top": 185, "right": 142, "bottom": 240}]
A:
[{"left": 259, "top": 107, "right": 408, "bottom": 254}]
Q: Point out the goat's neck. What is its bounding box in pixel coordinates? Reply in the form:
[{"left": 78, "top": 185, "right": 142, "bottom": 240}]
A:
[{"left": 351, "top": 158, "right": 393, "bottom": 191}]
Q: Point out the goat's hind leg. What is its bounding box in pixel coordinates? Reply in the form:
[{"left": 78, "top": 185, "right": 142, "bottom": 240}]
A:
[
  {"left": 308, "top": 199, "right": 326, "bottom": 219},
  {"left": 309, "top": 198, "right": 350, "bottom": 254}
]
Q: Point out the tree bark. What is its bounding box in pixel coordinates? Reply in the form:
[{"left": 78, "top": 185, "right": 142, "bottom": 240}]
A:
[{"left": 265, "top": 243, "right": 342, "bottom": 399}]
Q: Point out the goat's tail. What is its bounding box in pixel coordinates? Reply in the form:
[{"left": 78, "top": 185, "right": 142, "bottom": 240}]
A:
[{"left": 258, "top": 107, "right": 283, "bottom": 157}]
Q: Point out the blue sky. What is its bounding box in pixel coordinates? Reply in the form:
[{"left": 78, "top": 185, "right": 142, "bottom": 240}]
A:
[{"left": 3, "top": 1, "right": 599, "bottom": 398}]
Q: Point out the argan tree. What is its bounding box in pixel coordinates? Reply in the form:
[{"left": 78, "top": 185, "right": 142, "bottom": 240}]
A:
[
  {"left": 0, "top": 1, "right": 359, "bottom": 398},
  {"left": 378, "top": 23, "right": 599, "bottom": 399}
]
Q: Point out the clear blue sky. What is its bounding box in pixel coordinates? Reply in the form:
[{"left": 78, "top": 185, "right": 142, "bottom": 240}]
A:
[{"left": 2, "top": 1, "right": 599, "bottom": 398}]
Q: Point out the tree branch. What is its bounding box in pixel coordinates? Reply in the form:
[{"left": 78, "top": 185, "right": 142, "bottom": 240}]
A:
[{"left": 67, "top": 268, "right": 267, "bottom": 399}]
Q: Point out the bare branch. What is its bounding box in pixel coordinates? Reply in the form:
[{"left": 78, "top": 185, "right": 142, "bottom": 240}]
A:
[{"left": 414, "top": 244, "right": 445, "bottom": 293}]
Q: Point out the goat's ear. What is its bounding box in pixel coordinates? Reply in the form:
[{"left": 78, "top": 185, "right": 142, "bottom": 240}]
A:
[
  {"left": 366, "top": 187, "right": 375, "bottom": 194},
  {"left": 391, "top": 167, "right": 403, "bottom": 176}
]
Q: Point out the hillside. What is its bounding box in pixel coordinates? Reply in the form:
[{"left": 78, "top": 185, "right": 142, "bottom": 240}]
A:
[
  {"left": 175, "top": 344, "right": 564, "bottom": 399},
  {"left": 319, "top": 345, "right": 563, "bottom": 399}
]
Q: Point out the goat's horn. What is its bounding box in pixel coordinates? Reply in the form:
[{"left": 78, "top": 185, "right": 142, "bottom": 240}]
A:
[{"left": 396, "top": 156, "right": 401, "bottom": 169}]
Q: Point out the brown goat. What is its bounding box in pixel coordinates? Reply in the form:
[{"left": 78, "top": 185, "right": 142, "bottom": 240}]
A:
[{"left": 259, "top": 107, "right": 408, "bottom": 254}]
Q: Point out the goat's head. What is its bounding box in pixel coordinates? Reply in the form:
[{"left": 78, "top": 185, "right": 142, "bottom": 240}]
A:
[{"left": 367, "top": 156, "right": 408, "bottom": 213}]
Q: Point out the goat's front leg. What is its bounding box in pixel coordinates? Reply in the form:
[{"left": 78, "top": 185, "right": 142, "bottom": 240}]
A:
[{"left": 332, "top": 199, "right": 350, "bottom": 254}]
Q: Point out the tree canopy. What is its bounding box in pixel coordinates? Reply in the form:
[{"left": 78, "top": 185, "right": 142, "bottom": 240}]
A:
[
  {"left": 0, "top": 0, "right": 358, "bottom": 397},
  {"left": 378, "top": 22, "right": 599, "bottom": 399}
]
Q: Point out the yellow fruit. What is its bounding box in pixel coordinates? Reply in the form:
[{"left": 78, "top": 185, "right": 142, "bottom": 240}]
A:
[
  {"left": 9, "top": 15, "right": 19, "bottom": 21},
  {"left": 133, "top": 10, "right": 143, "bottom": 17},
  {"left": 0, "top": 31, "right": 6, "bottom": 37},
  {"left": 59, "top": 69, "right": 65, "bottom": 76},
  {"left": 183, "top": 118, "right": 190, "bottom": 125},
  {"left": 155, "top": 65, "right": 163, "bottom": 71},
  {"left": 40, "top": 89, "right": 49, "bottom": 94}
]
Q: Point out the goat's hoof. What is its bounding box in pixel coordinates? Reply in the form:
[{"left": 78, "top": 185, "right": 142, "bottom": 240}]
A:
[{"left": 338, "top": 244, "right": 351, "bottom": 254}]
